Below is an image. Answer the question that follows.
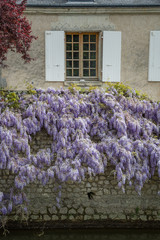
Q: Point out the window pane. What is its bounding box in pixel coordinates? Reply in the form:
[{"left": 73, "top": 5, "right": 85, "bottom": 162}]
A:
[
  {"left": 66, "top": 44, "right": 72, "bottom": 51},
  {"left": 90, "top": 69, "right": 96, "bottom": 76},
  {"left": 73, "top": 43, "right": 79, "bottom": 51},
  {"left": 83, "top": 35, "right": 89, "bottom": 42},
  {"left": 90, "top": 44, "right": 96, "bottom": 51},
  {"left": 90, "top": 52, "right": 96, "bottom": 59},
  {"left": 90, "top": 35, "right": 96, "bottom": 42},
  {"left": 83, "top": 44, "right": 89, "bottom": 51},
  {"left": 73, "top": 61, "right": 79, "bottom": 68},
  {"left": 90, "top": 61, "right": 96, "bottom": 68},
  {"left": 73, "top": 69, "right": 79, "bottom": 76},
  {"left": 83, "top": 69, "right": 89, "bottom": 76},
  {"left": 83, "top": 61, "right": 89, "bottom": 68},
  {"left": 66, "top": 52, "right": 72, "bottom": 59},
  {"left": 66, "top": 35, "right": 72, "bottom": 42},
  {"left": 73, "top": 52, "right": 79, "bottom": 59},
  {"left": 83, "top": 52, "right": 89, "bottom": 59},
  {"left": 73, "top": 35, "right": 79, "bottom": 42},
  {"left": 67, "top": 69, "right": 72, "bottom": 76},
  {"left": 67, "top": 61, "right": 72, "bottom": 68}
]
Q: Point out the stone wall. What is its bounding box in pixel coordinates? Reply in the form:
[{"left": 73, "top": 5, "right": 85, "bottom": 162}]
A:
[{"left": 1, "top": 130, "right": 160, "bottom": 228}]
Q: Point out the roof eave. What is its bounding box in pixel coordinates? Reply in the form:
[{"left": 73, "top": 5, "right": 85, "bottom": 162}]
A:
[{"left": 26, "top": 4, "right": 160, "bottom": 8}]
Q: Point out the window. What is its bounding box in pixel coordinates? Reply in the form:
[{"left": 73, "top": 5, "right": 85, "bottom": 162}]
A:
[
  {"left": 65, "top": 33, "right": 98, "bottom": 80},
  {"left": 45, "top": 31, "right": 121, "bottom": 83}
]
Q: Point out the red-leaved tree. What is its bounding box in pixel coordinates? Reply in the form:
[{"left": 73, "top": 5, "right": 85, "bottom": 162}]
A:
[{"left": 0, "top": 0, "right": 37, "bottom": 67}]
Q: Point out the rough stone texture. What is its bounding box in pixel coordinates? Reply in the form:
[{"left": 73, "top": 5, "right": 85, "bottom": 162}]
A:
[
  {"left": 1, "top": 9, "right": 160, "bottom": 100},
  {"left": 0, "top": 69, "right": 7, "bottom": 88},
  {"left": 0, "top": 129, "right": 160, "bottom": 228}
]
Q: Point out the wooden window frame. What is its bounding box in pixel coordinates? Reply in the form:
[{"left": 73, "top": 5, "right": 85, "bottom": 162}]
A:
[{"left": 65, "top": 32, "right": 99, "bottom": 81}]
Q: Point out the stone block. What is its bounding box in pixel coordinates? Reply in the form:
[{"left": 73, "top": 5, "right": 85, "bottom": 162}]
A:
[
  {"left": 60, "top": 207, "right": 68, "bottom": 214},
  {"left": 103, "top": 189, "right": 110, "bottom": 194},
  {"left": 69, "top": 215, "right": 75, "bottom": 220},
  {"left": 0, "top": 77, "right": 7, "bottom": 88},
  {"left": 85, "top": 207, "right": 94, "bottom": 215},
  {"left": 52, "top": 215, "right": 59, "bottom": 220},
  {"left": 140, "top": 215, "right": 147, "bottom": 221},
  {"left": 73, "top": 188, "right": 80, "bottom": 193},
  {"left": 75, "top": 215, "right": 83, "bottom": 220},
  {"left": 68, "top": 209, "right": 76, "bottom": 214},
  {"left": 37, "top": 188, "right": 43, "bottom": 193},
  {"left": 77, "top": 207, "right": 84, "bottom": 214},
  {"left": 118, "top": 213, "right": 126, "bottom": 220},
  {"left": 86, "top": 183, "right": 91, "bottom": 188},
  {"left": 109, "top": 213, "right": 118, "bottom": 219},
  {"left": 42, "top": 193, "right": 49, "bottom": 198},
  {"left": 99, "top": 176, "right": 106, "bottom": 180},
  {"left": 96, "top": 191, "right": 103, "bottom": 196},
  {"left": 100, "top": 215, "right": 108, "bottom": 220},
  {"left": 30, "top": 215, "right": 39, "bottom": 220},
  {"left": 43, "top": 215, "right": 51, "bottom": 221},
  {"left": 104, "top": 180, "right": 110, "bottom": 185},
  {"left": 73, "top": 204, "right": 80, "bottom": 209},
  {"left": 84, "top": 215, "right": 92, "bottom": 220},
  {"left": 93, "top": 215, "right": 100, "bottom": 220},
  {"left": 61, "top": 215, "right": 67, "bottom": 220},
  {"left": 39, "top": 208, "right": 47, "bottom": 214},
  {"left": 48, "top": 207, "right": 57, "bottom": 214},
  {"left": 45, "top": 189, "right": 52, "bottom": 193}
]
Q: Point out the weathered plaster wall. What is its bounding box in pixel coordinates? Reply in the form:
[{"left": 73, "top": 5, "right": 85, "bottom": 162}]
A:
[
  {"left": 2, "top": 10, "right": 160, "bottom": 100},
  {"left": 1, "top": 130, "right": 160, "bottom": 227}
]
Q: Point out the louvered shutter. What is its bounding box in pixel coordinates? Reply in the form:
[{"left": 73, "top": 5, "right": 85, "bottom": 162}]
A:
[
  {"left": 102, "top": 31, "right": 121, "bottom": 82},
  {"left": 148, "top": 31, "right": 160, "bottom": 82},
  {"left": 45, "top": 31, "right": 65, "bottom": 81}
]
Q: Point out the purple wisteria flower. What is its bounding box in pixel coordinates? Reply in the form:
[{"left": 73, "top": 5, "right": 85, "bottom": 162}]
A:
[{"left": 1, "top": 86, "right": 160, "bottom": 217}]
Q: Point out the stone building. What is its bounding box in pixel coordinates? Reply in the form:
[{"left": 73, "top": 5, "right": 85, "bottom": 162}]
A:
[{"left": 2, "top": 0, "right": 160, "bottom": 100}]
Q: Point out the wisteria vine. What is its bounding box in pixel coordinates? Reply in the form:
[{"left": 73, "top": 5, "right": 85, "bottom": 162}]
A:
[{"left": 0, "top": 85, "right": 160, "bottom": 218}]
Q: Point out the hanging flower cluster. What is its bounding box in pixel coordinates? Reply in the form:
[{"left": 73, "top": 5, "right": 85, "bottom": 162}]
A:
[{"left": 0, "top": 86, "right": 160, "bottom": 217}]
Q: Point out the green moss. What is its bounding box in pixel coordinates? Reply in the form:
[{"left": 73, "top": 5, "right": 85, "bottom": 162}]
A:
[{"left": 135, "top": 207, "right": 140, "bottom": 215}]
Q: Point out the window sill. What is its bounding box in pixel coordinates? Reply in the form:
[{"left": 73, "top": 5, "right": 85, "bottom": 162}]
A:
[{"left": 64, "top": 80, "right": 102, "bottom": 87}]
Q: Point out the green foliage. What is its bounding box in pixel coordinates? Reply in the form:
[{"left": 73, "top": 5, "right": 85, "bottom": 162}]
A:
[
  {"left": 6, "top": 92, "right": 20, "bottom": 109},
  {"left": 135, "top": 207, "right": 140, "bottom": 215},
  {"left": 0, "top": 82, "right": 154, "bottom": 112},
  {"left": 88, "top": 86, "right": 98, "bottom": 91},
  {"left": 106, "top": 82, "right": 132, "bottom": 95},
  {"left": 68, "top": 83, "right": 81, "bottom": 94},
  {"left": 99, "top": 102, "right": 107, "bottom": 109},
  {"left": 0, "top": 90, "right": 20, "bottom": 109},
  {"left": 25, "top": 82, "right": 36, "bottom": 95},
  {"left": 105, "top": 82, "right": 149, "bottom": 100},
  {"left": 68, "top": 84, "right": 98, "bottom": 94},
  {"left": 68, "top": 82, "right": 150, "bottom": 101}
]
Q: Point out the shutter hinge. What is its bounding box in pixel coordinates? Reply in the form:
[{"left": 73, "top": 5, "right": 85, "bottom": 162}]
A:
[{"left": 101, "top": 32, "right": 103, "bottom": 39}]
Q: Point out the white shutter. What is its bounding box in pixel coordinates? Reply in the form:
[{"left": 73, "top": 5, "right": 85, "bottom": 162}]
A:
[
  {"left": 45, "top": 31, "right": 65, "bottom": 81},
  {"left": 148, "top": 31, "right": 160, "bottom": 82},
  {"left": 102, "top": 31, "right": 121, "bottom": 82}
]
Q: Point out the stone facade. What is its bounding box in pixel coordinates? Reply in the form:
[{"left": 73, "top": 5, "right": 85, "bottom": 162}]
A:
[
  {"left": 1, "top": 130, "right": 160, "bottom": 228},
  {"left": 2, "top": 7, "right": 160, "bottom": 100}
]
